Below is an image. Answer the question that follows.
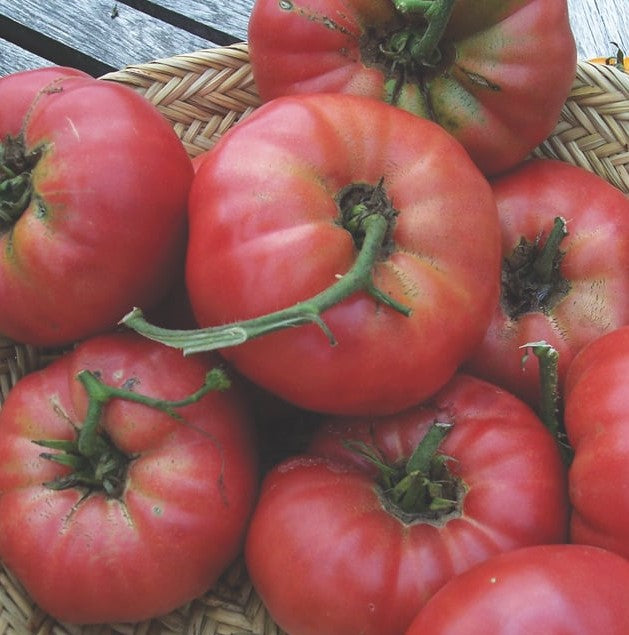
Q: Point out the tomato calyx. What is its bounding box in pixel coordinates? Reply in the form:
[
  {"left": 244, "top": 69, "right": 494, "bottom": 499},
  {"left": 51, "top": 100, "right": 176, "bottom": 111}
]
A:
[
  {"left": 122, "top": 184, "right": 412, "bottom": 354},
  {"left": 349, "top": 421, "right": 463, "bottom": 524},
  {"left": 0, "top": 134, "right": 43, "bottom": 231},
  {"left": 502, "top": 216, "right": 570, "bottom": 320},
  {"left": 336, "top": 178, "right": 398, "bottom": 258},
  {"left": 35, "top": 367, "right": 231, "bottom": 497},
  {"left": 362, "top": 0, "right": 457, "bottom": 107}
]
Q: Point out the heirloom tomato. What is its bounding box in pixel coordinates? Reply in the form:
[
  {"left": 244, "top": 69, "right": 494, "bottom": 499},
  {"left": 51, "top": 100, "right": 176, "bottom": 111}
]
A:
[
  {"left": 405, "top": 544, "right": 629, "bottom": 634},
  {"left": 563, "top": 326, "right": 629, "bottom": 559},
  {"left": 245, "top": 374, "right": 568, "bottom": 635},
  {"left": 0, "top": 71, "right": 193, "bottom": 346},
  {"left": 170, "top": 93, "right": 501, "bottom": 416},
  {"left": 248, "top": 0, "right": 577, "bottom": 174},
  {"left": 464, "top": 159, "right": 629, "bottom": 409},
  {"left": 0, "top": 333, "right": 259, "bottom": 624}
]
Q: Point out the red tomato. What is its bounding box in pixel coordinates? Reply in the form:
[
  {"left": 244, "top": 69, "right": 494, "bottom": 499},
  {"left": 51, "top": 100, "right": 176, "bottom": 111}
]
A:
[
  {"left": 184, "top": 93, "right": 501, "bottom": 416},
  {"left": 245, "top": 374, "right": 568, "bottom": 635},
  {"left": 464, "top": 159, "right": 629, "bottom": 409},
  {"left": 247, "top": 0, "right": 576, "bottom": 175},
  {"left": 0, "top": 333, "right": 259, "bottom": 624},
  {"left": 0, "top": 71, "right": 194, "bottom": 346},
  {"left": 563, "top": 325, "right": 629, "bottom": 559},
  {"left": 405, "top": 544, "right": 629, "bottom": 634},
  {"left": 0, "top": 65, "right": 90, "bottom": 135}
]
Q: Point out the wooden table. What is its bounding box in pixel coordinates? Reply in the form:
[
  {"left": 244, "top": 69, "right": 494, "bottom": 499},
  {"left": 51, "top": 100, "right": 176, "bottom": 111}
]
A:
[{"left": 0, "top": 0, "right": 626, "bottom": 77}]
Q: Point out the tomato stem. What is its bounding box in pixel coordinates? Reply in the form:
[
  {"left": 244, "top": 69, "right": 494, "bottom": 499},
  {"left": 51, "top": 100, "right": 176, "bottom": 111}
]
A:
[
  {"left": 391, "top": 0, "right": 456, "bottom": 62},
  {"left": 35, "top": 367, "right": 231, "bottom": 495},
  {"left": 502, "top": 216, "right": 570, "bottom": 319},
  {"left": 521, "top": 341, "right": 573, "bottom": 466},
  {"left": 347, "top": 421, "right": 460, "bottom": 520},
  {"left": 122, "top": 211, "right": 412, "bottom": 355},
  {"left": 533, "top": 216, "right": 568, "bottom": 285}
]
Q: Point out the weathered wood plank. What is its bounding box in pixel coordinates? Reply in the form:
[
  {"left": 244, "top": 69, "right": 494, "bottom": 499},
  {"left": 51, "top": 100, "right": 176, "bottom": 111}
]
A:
[
  {"left": 0, "top": 0, "right": 216, "bottom": 73},
  {"left": 139, "top": 0, "right": 253, "bottom": 42},
  {"left": 567, "top": 0, "right": 628, "bottom": 59},
  {"left": 0, "top": 39, "right": 53, "bottom": 72}
]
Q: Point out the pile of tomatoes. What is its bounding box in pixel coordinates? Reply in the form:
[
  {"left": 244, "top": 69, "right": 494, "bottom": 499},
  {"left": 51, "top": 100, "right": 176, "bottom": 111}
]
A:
[{"left": 1, "top": 1, "right": 628, "bottom": 632}]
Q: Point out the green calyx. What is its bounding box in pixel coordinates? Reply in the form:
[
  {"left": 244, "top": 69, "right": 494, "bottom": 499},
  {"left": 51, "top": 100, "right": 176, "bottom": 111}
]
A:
[
  {"left": 0, "top": 134, "right": 41, "bottom": 231},
  {"left": 36, "top": 367, "right": 231, "bottom": 497},
  {"left": 122, "top": 179, "right": 411, "bottom": 355},
  {"left": 363, "top": 0, "right": 457, "bottom": 105},
  {"left": 502, "top": 216, "right": 571, "bottom": 320},
  {"left": 348, "top": 421, "right": 463, "bottom": 523}
]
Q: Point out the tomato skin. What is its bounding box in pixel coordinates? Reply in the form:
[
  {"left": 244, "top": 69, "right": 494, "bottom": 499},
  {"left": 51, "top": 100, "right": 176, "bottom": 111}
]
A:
[
  {"left": 0, "top": 73, "right": 194, "bottom": 346},
  {"left": 248, "top": 0, "right": 576, "bottom": 175},
  {"left": 0, "top": 333, "right": 259, "bottom": 624},
  {"left": 405, "top": 544, "right": 629, "bottom": 635},
  {"left": 464, "top": 159, "right": 629, "bottom": 408},
  {"left": 563, "top": 326, "right": 629, "bottom": 559},
  {"left": 187, "top": 93, "right": 501, "bottom": 416},
  {"left": 245, "top": 374, "right": 568, "bottom": 635},
  {"left": 0, "top": 66, "right": 91, "bottom": 135}
]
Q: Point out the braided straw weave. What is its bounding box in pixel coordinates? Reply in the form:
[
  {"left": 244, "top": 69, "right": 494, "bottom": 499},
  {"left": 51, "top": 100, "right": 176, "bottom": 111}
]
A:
[{"left": 0, "top": 42, "right": 627, "bottom": 634}]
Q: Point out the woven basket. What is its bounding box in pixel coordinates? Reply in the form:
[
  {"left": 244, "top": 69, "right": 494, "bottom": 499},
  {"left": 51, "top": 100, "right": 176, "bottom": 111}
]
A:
[{"left": 1, "top": 42, "right": 628, "bottom": 635}]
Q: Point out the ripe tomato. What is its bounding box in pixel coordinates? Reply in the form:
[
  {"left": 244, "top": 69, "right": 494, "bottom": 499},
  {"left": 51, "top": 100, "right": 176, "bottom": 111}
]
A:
[
  {"left": 0, "top": 333, "right": 259, "bottom": 624},
  {"left": 405, "top": 544, "right": 629, "bottom": 634},
  {"left": 464, "top": 159, "right": 629, "bottom": 409},
  {"left": 247, "top": 0, "right": 576, "bottom": 174},
  {"left": 0, "top": 71, "right": 193, "bottom": 346},
  {"left": 182, "top": 93, "right": 501, "bottom": 416},
  {"left": 245, "top": 374, "right": 568, "bottom": 635},
  {"left": 563, "top": 326, "right": 629, "bottom": 559}
]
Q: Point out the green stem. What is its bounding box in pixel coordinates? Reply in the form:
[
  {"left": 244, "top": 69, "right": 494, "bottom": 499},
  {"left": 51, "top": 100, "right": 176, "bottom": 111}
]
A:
[
  {"left": 391, "top": 0, "right": 456, "bottom": 62},
  {"left": 347, "top": 420, "right": 457, "bottom": 518},
  {"left": 521, "top": 341, "right": 573, "bottom": 466},
  {"left": 122, "top": 212, "right": 412, "bottom": 355},
  {"left": 36, "top": 367, "right": 231, "bottom": 495},
  {"left": 533, "top": 216, "right": 568, "bottom": 284},
  {"left": 391, "top": 421, "right": 452, "bottom": 513}
]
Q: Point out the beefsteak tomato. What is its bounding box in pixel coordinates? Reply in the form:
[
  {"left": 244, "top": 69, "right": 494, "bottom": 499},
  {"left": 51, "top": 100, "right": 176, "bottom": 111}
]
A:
[
  {"left": 0, "top": 332, "right": 259, "bottom": 624},
  {"left": 563, "top": 325, "right": 629, "bottom": 559},
  {"left": 247, "top": 0, "right": 577, "bottom": 174},
  {"left": 464, "top": 159, "right": 629, "bottom": 409},
  {"left": 155, "top": 92, "right": 501, "bottom": 416},
  {"left": 405, "top": 544, "right": 629, "bottom": 634},
  {"left": 245, "top": 373, "right": 568, "bottom": 635},
  {"left": 0, "top": 71, "right": 193, "bottom": 346}
]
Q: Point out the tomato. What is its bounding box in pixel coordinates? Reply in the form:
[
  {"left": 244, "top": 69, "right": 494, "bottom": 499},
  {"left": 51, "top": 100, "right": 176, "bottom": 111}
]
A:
[
  {"left": 247, "top": 0, "right": 577, "bottom": 175},
  {"left": 0, "top": 71, "right": 194, "bottom": 346},
  {"left": 0, "top": 66, "right": 90, "bottom": 135},
  {"left": 0, "top": 332, "right": 259, "bottom": 624},
  {"left": 405, "top": 544, "right": 629, "bottom": 634},
  {"left": 563, "top": 325, "right": 629, "bottom": 559},
  {"left": 464, "top": 159, "right": 629, "bottom": 409},
  {"left": 174, "top": 92, "right": 502, "bottom": 416},
  {"left": 245, "top": 374, "right": 568, "bottom": 635}
]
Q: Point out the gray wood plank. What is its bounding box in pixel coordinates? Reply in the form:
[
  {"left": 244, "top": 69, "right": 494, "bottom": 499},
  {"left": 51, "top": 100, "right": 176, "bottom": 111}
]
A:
[
  {"left": 0, "top": 0, "right": 215, "bottom": 72},
  {"left": 0, "top": 39, "right": 53, "bottom": 72},
  {"left": 134, "top": 0, "right": 253, "bottom": 42},
  {"left": 567, "top": 0, "right": 628, "bottom": 59}
]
